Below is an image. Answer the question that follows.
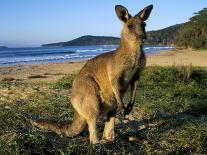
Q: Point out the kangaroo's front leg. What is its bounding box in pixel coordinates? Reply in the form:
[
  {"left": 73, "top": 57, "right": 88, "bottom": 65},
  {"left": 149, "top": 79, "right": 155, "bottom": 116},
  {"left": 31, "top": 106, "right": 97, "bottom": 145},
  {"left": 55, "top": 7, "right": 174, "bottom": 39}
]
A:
[
  {"left": 111, "top": 78, "right": 125, "bottom": 116},
  {"left": 124, "top": 80, "right": 138, "bottom": 116}
]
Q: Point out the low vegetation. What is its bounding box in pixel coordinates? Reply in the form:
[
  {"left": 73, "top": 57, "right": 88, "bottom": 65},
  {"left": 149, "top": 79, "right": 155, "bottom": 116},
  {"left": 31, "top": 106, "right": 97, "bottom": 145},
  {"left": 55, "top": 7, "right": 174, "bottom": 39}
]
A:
[{"left": 0, "top": 66, "right": 207, "bottom": 154}]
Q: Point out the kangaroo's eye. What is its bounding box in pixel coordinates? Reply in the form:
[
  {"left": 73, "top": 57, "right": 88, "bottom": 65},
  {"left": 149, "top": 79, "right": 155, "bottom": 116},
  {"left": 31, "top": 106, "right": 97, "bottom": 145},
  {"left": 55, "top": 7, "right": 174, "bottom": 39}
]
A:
[{"left": 128, "top": 24, "right": 134, "bottom": 29}]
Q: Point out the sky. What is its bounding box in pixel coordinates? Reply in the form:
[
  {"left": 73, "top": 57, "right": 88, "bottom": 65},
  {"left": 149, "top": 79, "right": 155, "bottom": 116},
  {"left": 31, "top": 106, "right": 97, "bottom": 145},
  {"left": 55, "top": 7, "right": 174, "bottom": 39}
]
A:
[{"left": 0, "top": 0, "right": 207, "bottom": 47}]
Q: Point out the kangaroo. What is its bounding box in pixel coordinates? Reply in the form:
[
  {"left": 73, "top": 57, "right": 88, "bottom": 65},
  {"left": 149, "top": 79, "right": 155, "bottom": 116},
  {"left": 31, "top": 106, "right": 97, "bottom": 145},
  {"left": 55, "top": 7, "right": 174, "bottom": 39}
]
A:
[{"left": 31, "top": 5, "right": 153, "bottom": 144}]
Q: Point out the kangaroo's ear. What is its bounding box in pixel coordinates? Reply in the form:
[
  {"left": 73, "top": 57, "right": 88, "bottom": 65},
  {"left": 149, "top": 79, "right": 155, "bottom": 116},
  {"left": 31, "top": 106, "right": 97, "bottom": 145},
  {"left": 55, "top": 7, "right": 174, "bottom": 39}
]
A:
[
  {"left": 135, "top": 5, "right": 153, "bottom": 21},
  {"left": 115, "top": 5, "right": 131, "bottom": 23}
]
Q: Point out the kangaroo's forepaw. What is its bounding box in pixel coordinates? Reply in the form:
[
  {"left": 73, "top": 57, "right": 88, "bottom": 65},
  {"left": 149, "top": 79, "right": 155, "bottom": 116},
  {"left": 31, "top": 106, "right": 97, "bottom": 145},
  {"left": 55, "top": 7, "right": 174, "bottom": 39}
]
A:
[{"left": 124, "top": 104, "right": 133, "bottom": 116}]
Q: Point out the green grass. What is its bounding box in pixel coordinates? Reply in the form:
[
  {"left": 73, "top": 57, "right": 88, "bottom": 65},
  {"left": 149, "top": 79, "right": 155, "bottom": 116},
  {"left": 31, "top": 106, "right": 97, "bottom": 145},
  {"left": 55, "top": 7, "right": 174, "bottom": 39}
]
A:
[
  {"left": 0, "top": 66, "right": 207, "bottom": 154},
  {"left": 52, "top": 74, "right": 76, "bottom": 90}
]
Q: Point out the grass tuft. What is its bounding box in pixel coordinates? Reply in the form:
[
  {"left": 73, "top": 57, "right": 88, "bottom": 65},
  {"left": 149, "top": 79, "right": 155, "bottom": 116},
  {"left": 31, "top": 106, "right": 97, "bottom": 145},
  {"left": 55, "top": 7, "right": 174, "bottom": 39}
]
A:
[{"left": 52, "top": 74, "right": 76, "bottom": 89}]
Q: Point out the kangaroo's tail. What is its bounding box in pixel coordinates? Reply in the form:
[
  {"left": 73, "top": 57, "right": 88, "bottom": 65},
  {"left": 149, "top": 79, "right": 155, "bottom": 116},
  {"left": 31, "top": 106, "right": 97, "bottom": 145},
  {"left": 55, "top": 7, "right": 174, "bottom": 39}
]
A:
[{"left": 30, "top": 112, "right": 86, "bottom": 137}]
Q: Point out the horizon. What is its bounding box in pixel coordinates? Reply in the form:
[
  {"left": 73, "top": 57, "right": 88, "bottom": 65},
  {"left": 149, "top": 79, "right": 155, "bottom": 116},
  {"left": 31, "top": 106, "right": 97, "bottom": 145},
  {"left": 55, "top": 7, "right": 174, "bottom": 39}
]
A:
[{"left": 0, "top": 0, "right": 207, "bottom": 47}]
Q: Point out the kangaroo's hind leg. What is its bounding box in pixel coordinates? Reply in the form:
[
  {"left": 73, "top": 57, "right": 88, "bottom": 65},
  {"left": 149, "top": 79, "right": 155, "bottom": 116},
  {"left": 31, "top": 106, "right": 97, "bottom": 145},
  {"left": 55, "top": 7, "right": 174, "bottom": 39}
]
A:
[
  {"left": 102, "top": 109, "right": 116, "bottom": 142},
  {"left": 71, "top": 76, "right": 101, "bottom": 144}
]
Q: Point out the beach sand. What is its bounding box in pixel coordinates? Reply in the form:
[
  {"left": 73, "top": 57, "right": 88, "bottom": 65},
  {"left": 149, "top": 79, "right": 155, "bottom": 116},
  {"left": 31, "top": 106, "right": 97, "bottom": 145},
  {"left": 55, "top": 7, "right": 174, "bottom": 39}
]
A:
[
  {"left": 0, "top": 49, "right": 207, "bottom": 82},
  {"left": 147, "top": 49, "right": 207, "bottom": 67}
]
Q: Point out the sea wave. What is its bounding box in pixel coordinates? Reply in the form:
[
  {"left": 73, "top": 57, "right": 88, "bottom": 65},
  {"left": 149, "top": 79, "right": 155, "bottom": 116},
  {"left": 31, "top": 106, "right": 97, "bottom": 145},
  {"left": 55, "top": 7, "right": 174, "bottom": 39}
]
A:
[
  {"left": 0, "top": 45, "right": 174, "bottom": 66},
  {"left": 76, "top": 48, "right": 104, "bottom": 52},
  {"left": 144, "top": 46, "right": 174, "bottom": 50},
  {"left": 0, "top": 54, "right": 97, "bottom": 65}
]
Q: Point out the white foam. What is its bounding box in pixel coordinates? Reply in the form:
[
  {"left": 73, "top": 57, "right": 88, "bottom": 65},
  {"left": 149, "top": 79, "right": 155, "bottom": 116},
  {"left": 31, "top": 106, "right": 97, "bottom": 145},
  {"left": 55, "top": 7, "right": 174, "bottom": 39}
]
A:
[{"left": 76, "top": 48, "right": 104, "bottom": 53}]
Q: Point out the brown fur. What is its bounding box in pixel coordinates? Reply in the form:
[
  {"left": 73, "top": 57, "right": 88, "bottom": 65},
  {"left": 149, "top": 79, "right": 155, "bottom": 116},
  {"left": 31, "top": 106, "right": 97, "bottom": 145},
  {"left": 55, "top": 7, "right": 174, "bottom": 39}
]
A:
[{"left": 31, "top": 4, "right": 153, "bottom": 144}]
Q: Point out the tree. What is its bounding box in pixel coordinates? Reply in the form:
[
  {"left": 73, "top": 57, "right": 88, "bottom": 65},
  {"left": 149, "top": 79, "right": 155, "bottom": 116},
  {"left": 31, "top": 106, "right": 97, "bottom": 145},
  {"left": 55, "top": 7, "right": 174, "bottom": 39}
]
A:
[{"left": 175, "top": 8, "right": 207, "bottom": 49}]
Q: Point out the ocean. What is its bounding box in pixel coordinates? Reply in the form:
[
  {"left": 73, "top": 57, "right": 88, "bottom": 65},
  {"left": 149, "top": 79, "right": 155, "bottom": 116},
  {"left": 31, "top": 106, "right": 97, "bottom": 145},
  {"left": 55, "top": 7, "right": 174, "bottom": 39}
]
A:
[{"left": 0, "top": 45, "right": 174, "bottom": 67}]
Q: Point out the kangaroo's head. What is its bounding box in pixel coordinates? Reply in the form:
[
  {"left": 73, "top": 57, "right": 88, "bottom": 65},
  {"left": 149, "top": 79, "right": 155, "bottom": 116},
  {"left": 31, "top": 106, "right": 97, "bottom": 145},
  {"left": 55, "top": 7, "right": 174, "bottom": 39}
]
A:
[{"left": 115, "top": 5, "right": 153, "bottom": 44}]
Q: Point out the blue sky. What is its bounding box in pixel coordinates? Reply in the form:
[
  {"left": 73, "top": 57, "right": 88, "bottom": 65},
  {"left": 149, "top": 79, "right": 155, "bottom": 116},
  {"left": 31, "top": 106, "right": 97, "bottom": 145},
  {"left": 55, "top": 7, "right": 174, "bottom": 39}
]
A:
[{"left": 0, "top": 0, "right": 206, "bottom": 47}]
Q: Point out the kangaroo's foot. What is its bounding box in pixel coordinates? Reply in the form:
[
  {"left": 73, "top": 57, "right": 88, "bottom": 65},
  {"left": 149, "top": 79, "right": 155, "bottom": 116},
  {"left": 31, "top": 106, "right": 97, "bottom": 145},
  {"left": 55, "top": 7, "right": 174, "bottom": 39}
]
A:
[
  {"left": 100, "top": 139, "right": 114, "bottom": 144},
  {"left": 102, "top": 110, "right": 116, "bottom": 142},
  {"left": 102, "top": 126, "right": 115, "bottom": 142},
  {"left": 87, "top": 118, "right": 100, "bottom": 144},
  {"left": 102, "top": 131, "right": 115, "bottom": 142}
]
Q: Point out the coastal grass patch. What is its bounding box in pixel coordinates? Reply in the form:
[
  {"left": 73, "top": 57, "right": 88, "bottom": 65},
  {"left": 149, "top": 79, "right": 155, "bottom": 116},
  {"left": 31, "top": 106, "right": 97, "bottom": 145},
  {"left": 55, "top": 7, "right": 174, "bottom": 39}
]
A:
[
  {"left": 0, "top": 79, "right": 25, "bottom": 89},
  {"left": 129, "top": 65, "right": 207, "bottom": 154},
  {"left": 52, "top": 74, "right": 76, "bottom": 89},
  {"left": 137, "top": 118, "right": 207, "bottom": 154},
  {"left": 0, "top": 66, "right": 207, "bottom": 154},
  {"left": 133, "top": 65, "right": 207, "bottom": 119}
]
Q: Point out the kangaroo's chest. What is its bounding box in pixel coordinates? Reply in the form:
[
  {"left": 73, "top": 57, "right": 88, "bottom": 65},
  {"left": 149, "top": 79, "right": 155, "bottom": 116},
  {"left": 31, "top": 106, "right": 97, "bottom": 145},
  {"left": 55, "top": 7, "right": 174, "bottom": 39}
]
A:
[{"left": 120, "top": 51, "right": 146, "bottom": 87}]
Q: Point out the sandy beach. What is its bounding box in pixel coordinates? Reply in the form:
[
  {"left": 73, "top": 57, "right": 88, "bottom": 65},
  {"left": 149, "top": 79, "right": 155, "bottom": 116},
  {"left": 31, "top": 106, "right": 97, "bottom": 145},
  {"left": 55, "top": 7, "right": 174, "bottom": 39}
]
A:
[{"left": 0, "top": 49, "right": 207, "bottom": 82}]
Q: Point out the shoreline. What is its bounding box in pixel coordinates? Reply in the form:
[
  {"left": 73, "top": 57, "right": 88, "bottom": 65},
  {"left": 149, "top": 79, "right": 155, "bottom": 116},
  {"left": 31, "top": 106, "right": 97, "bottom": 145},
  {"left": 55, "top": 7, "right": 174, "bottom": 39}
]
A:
[{"left": 0, "top": 49, "right": 207, "bottom": 82}]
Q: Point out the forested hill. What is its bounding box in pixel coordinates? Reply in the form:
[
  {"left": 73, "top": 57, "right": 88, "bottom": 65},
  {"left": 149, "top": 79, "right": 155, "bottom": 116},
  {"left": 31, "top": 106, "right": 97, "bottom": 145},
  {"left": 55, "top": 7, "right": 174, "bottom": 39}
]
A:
[
  {"left": 42, "top": 24, "right": 183, "bottom": 47},
  {"left": 145, "top": 24, "right": 183, "bottom": 45},
  {"left": 0, "top": 46, "right": 8, "bottom": 49},
  {"left": 174, "top": 7, "right": 207, "bottom": 49},
  {"left": 42, "top": 36, "right": 120, "bottom": 47}
]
